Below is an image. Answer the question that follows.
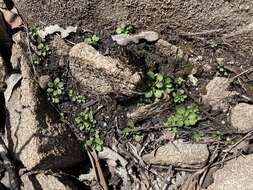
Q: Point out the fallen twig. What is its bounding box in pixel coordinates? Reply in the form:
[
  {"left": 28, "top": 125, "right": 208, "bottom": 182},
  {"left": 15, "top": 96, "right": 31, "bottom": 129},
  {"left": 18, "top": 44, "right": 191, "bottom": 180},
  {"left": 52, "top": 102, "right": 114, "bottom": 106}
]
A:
[{"left": 85, "top": 145, "right": 108, "bottom": 190}]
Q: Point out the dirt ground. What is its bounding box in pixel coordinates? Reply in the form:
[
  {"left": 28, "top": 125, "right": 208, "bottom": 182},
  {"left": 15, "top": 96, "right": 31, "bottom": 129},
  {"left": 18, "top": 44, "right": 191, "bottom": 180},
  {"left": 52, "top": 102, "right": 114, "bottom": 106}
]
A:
[{"left": 1, "top": 0, "right": 253, "bottom": 189}]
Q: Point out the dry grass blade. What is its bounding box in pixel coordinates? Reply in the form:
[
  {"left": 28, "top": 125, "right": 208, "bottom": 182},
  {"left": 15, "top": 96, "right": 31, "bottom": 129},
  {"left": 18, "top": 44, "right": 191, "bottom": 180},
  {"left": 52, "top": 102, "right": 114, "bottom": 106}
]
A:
[{"left": 85, "top": 145, "right": 108, "bottom": 190}]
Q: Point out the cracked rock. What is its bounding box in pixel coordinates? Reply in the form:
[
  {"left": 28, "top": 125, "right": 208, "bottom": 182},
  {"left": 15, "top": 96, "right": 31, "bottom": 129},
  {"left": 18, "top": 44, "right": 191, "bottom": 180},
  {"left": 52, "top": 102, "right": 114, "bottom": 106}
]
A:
[
  {"left": 142, "top": 140, "right": 209, "bottom": 168},
  {"left": 4, "top": 32, "right": 84, "bottom": 170},
  {"left": 69, "top": 43, "right": 142, "bottom": 96},
  {"left": 207, "top": 155, "right": 253, "bottom": 190},
  {"left": 230, "top": 103, "right": 253, "bottom": 132}
]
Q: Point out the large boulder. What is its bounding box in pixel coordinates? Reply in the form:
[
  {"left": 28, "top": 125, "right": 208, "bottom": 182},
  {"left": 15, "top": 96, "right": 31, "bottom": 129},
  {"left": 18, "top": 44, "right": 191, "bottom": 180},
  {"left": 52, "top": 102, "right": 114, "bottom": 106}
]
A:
[
  {"left": 69, "top": 43, "right": 141, "bottom": 96},
  {"left": 4, "top": 32, "right": 84, "bottom": 170}
]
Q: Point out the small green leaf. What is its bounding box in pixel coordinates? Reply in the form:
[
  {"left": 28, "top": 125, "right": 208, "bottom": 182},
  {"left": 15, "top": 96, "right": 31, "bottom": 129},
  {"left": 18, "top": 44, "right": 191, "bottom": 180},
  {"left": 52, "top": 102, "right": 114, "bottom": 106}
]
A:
[
  {"left": 145, "top": 90, "right": 153, "bottom": 98},
  {"left": 147, "top": 71, "right": 155, "bottom": 80},
  {"left": 156, "top": 74, "right": 163, "bottom": 82},
  {"left": 154, "top": 90, "right": 163, "bottom": 98}
]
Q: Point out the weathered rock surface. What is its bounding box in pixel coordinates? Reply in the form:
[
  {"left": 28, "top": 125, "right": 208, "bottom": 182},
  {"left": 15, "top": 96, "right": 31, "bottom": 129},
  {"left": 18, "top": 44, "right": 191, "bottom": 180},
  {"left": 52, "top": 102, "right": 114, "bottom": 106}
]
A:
[
  {"left": 142, "top": 140, "right": 209, "bottom": 168},
  {"left": 4, "top": 32, "right": 84, "bottom": 170},
  {"left": 207, "top": 155, "right": 253, "bottom": 190},
  {"left": 21, "top": 173, "right": 78, "bottom": 190},
  {"left": 155, "top": 39, "right": 185, "bottom": 60},
  {"left": 230, "top": 103, "right": 253, "bottom": 132},
  {"left": 201, "top": 77, "right": 238, "bottom": 111},
  {"left": 69, "top": 43, "right": 142, "bottom": 96}
]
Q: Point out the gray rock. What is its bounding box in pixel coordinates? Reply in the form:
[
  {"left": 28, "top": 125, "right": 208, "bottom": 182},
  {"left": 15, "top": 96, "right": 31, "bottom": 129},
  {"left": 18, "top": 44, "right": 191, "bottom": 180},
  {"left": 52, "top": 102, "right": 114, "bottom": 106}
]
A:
[
  {"left": 142, "top": 140, "right": 209, "bottom": 168},
  {"left": 21, "top": 173, "right": 78, "bottom": 190},
  {"left": 231, "top": 103, "right": 253, "bottom": 132},
  {"left": 207, "top": 155, "right": 253, "bottom": 190},
  {"left": 4, "top": 32, "right": 84, "bottom": 170},
  {"left": 201, "top": 77, "right": 238, "bottom": 111},
  {"left": 155, "top": 39, "right": 185, "bottom": 60},
  {"left": 69, "top": 43, "right": 141, "bottom": 96},
  {"left": 39, "top": 75, "right": 50, "bottom": 89}
]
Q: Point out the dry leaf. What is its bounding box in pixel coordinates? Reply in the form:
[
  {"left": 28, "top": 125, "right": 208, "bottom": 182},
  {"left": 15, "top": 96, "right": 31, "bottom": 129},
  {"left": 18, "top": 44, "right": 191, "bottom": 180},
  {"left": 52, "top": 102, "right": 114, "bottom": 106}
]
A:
[
  {"left": 4, "top": 73, "right": 22, "bottom": 102},
  {"left": 0, "top": 7, "right": 22, "bottom": 29},
  {"left": 38, "top": 24, "right": 77, "bottom": 39}
]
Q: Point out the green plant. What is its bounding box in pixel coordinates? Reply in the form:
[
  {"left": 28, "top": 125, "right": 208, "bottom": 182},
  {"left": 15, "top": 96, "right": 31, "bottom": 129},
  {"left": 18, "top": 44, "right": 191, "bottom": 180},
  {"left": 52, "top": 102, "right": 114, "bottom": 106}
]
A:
[
  {"left": 47, "top": 78, "right": 64, "bottom": 104},
  {"left": 68, "top": 90, "right": 85, "bottom": 103},
  {"left": 145, "top": 71, "right": 174, "bottom": 99},
  {"left": 83, "top": 35, "right": 100, "bottom": 47},
  {"left": 166, "top": 103, "right": 200, "bottom": 128},
  {"left": 29, "top": 24, "right": 40, "bottom": 41},
  {"left": 29, "top": 24, "right": 50, "bottom": 65},
  {"left": 86, "top": 130, "right": 104, "bottom": 152},
  {"left": 116, "top": 24, "right": 133, "bottom": 36},
  {"left": 75, "top": 109, "right": 103, "bottom": 151},
  {"left": 192, "top": 131, "right": 204, "bottom": 142},
  {"left": 75, "top": 108, "right": 96, "bottom": 132},
  {"left": 33, "top": 42, "right": 50, "bottom": 65},
  {"left": 172, "top": 89, "right": 187, "bottom": 103},
  {"left": 216, "top": 64, "right": 229, "bottom": 77},
  {"left": 123, "top": 120, "right": 143, "bottom": 142},
  {"left": 175, "top": 77, "right": 186, "bottom": 86},
  {"left": 211, "top": 131, "right": 223, "bottom": 141}
]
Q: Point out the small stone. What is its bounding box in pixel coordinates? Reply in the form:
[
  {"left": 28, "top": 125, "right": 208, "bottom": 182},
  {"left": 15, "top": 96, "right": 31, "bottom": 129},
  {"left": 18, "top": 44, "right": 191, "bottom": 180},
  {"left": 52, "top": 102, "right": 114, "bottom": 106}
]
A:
[
  {"left": 201, "top": 77, "right": 238, "bottom": 111},
  {"left": 216, "top": 58, "right": 225, "bottom": 65},
  {"left": 39, "top": 75, "right": 50, "bottom": 89},
  {"left": 230, "top": 103, "right": 253, "bottom": 132},
  {"left": 207, "top": 155, "right": 253, "bottom": 190},
  {"left": 142, "top": 140, "right": 209, "bottom": 168},
  {"left": 155, "top": 39, "right": 184, "bottom": 60}
]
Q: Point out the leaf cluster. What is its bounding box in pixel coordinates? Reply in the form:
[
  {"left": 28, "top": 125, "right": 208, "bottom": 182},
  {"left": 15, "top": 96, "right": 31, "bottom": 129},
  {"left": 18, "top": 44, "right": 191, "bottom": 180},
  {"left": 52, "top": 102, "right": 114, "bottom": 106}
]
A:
[
  {"left": 116, "top": 24, "right": 134, "bottom": 36},
  {"left": 47, "top": 78, "right": 64, "bottom": 104},
  {"left": 84, "top": 35, "right": 100, "bottom": 47},
  {"left": 75, "top": 108, "right": 103, "bottom": 151},
  {"left": 123, "top": 120, "right": 143, "bottom": 142},
  {"left": 68, "top": 90, "right": 85, "bottom": 104},
  {"left": 145, "top": 71, "right": 174, "bottom": 99},
  {"left": 166, "top": 103, "right": 200, "bottom": 128}
]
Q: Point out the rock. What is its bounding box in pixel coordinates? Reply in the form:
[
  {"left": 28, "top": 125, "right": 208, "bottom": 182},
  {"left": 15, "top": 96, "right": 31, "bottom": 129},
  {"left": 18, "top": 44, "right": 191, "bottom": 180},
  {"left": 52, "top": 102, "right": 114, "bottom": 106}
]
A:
[
  {"left": 230, "top": 103, "right": 253, "bottom": 132},
  {"left": 39, "top": 75, "right": 50, "bottom": 89},
  {"left": 0, "top": 56, "right": 6, "bottom": 91},
  {"left": 207, "top": 155, "right": 253, "bottom": 190},
  {"left": 142, "top": 140, "right": 209, "bottom": 168},
  {"left": 69, "top": 43, "right": 141, "bottom": 96},
  {"left": 21, "top": 173, "right": 78, "bottom": 190},
  {"left": 112, "top": 31, "right": 159, "bottom": 46},
  {"left": 155, "top": 39, "right": 185, "bottom": 60},
  {"left": 4, "top": 32, "right": 84, "bottom": 170},
  {"left": 201, "top": 77, "right": 238, "bottom": 111}
]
